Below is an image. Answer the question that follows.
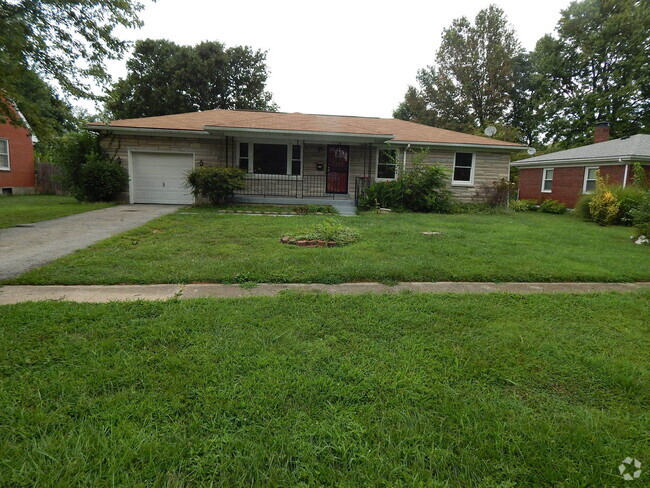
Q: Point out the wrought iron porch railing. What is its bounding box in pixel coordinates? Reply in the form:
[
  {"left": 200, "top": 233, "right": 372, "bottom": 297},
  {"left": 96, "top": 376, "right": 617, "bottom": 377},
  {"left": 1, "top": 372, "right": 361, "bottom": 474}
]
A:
[
  {"left": 236, "top": 174, "right": 332, "bottom": 198},
  {"left": 354, "top": 176, "right": 371, "bottom": 207}
]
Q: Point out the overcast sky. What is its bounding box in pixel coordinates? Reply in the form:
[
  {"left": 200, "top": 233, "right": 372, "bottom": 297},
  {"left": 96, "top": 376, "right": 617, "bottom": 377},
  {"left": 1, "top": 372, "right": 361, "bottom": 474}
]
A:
[{"left": 94, "top": 0, "right": 573, "bottom": 118}]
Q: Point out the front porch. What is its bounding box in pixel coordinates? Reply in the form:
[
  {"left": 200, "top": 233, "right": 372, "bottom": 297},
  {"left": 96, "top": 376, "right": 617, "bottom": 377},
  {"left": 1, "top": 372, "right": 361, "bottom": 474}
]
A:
[
  {"left": 234, "top": 173, "right": 370, "bottom": 206},
  {"left": 232, "top": 194, "right": 358, "bottom": 216}
]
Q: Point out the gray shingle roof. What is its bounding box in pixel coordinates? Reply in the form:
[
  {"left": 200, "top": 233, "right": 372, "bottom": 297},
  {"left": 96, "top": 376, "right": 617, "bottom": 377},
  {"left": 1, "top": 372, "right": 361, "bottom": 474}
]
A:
[{"left": 512, "top": 134, "right": 650, "bottom": 166}]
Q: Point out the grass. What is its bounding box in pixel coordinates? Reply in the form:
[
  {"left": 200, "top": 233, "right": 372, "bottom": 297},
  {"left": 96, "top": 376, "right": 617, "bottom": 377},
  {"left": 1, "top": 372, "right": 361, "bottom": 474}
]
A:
[
  {"left": 0, "top": 195, "right": 114, "bottom": 229},
  {"left": 6, "top": 209, "right": 649, "bottom": 285},
  {"left": 0, "top": 292, "right": 648, "bottom": 487}
]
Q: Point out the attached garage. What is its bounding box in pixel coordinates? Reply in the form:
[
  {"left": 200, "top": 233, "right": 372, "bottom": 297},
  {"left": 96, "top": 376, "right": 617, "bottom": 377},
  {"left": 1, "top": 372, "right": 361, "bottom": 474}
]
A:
[{"left": 129, "top": 151, "right": 195, "bottom": 204}]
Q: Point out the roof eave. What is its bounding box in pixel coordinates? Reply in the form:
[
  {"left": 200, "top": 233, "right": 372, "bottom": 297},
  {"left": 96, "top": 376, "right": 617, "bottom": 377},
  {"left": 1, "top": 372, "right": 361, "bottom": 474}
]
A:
[
  {"left": 511, "top": 155, "right": 650, "bottom": 167},
  {"left": 86, "top": 124, "right": 214, "bottom": 138},
  {"left": 389, "top": 140, "right": 529, "bottom": 151}
]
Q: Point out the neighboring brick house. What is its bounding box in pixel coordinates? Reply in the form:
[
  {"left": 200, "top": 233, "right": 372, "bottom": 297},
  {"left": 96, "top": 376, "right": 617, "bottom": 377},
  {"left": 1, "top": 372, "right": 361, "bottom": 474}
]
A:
[
  {"left": 88, "top": 110, "right": 527, "bottom": 205},
  {"left": 512, "top": 125, "right": 650, "bottom": 208},
  {"left": 0, "top": 105, "right": 36, "bottom": 195}
]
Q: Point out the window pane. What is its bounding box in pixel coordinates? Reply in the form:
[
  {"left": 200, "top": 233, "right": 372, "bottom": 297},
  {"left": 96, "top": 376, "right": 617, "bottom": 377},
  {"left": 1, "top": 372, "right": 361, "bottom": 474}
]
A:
[
  {"left": 0, "top": 154, "right": 8, "bottom": 168},
  {"left": 292, "top": 145, "right": 301, "bottom": 160},
  {"left": 239, "top": 158, "right": 248, "bottom": 171},
  {"left": 585, "top": 180, "right": 596, "bottom": 192},
  {"left": 379, "top": 149, "right": 397, "bottom": 165},
  {"left": 587, "top": 168, "right": 597, "bottom": 180},
  {"left": 377, "top": 164, "right": 396, "bottom": 179},
  {"left": 253, "top": 143, "right": 288, "bottom": 175},
  {"left": 453, "top": 167, "right": 472, "bottom": 181},
  {"left": 239, "top": 143, "right": 248, "bottom": 158},
  {"left": 292, "top": 160, "right": 301, "bottom": 176},
  {"left": 455, "top": 152, "right": 473, "bottom": 167},
  {"left": 543, "top": 180, "right": 552, "bottom": 191},
  {"left": 0, "top": 140, "right": 7, "bottom": 154},
  {"left": 546, "top": 169, "right": 554, "bottom": 179}
]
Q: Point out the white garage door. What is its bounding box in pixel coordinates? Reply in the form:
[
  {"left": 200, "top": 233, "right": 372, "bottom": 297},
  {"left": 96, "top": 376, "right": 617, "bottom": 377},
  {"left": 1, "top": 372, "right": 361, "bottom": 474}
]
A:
[{"left": 131, "top": 152, "right": 194, "bottom": 204}]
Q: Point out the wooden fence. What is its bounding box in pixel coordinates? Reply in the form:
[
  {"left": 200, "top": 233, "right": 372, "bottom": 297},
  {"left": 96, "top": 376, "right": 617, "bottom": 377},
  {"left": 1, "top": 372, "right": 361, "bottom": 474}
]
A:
[{"left": 35, "top": 162, "right": 67, "bottom": 195}]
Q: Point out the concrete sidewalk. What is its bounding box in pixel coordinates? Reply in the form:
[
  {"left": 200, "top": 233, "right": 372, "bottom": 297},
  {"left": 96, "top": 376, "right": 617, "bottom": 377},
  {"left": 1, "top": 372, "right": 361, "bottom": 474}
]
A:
[{"left": 1, "top": 282, "right": 648, "bottom": 304}]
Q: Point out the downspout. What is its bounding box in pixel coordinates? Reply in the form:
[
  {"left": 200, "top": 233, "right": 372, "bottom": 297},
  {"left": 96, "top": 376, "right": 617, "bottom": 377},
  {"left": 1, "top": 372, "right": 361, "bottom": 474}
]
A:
[
  {"left": 622, "top": 158, "right": 628, "bottom": 187},
  {"left": 402, "top": 144, "right": 411, "bottom": 177}
]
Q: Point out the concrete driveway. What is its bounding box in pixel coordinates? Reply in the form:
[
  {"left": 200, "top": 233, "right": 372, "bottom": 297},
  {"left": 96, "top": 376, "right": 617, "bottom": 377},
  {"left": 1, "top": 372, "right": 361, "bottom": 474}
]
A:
[{"left": 0, "top": 205, "right": 182, "bottom": 281}]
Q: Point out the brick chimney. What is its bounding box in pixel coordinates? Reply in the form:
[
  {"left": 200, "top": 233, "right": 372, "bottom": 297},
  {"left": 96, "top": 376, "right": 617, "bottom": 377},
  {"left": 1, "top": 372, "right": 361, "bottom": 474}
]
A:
[{"left": 594, "top": 122, "right": 610, "bottom": 143}]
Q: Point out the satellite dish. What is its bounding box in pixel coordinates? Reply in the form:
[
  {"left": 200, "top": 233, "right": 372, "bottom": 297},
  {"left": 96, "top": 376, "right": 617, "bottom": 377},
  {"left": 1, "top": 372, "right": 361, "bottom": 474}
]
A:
[
  {"left": 484, "top": 126, "right": 497, "bottom": 137},
  {"left": 527, "top": 148, "right": 537, "bottom": 156}
]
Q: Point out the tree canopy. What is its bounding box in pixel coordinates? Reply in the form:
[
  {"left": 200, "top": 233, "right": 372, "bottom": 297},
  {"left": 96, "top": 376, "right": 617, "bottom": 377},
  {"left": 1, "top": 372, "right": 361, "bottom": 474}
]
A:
[
  {"left": 395, "top": 0, "right": 649, "bottom": 148},
  {"left": 105, "top": 39, "right": 277, "bottom": 119},
  {"left": 532, "top": 0, "right": 650, "bottom": 147},
  {"left": 0, "top": 0, "right": 148, "bottom": 126},
  {"left": 394, "top": 5, "right": 521, "bottom": 135}
]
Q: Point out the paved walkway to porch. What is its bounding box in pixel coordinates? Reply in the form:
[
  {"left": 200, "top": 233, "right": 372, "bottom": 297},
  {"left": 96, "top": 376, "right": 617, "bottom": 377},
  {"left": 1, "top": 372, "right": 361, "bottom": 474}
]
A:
[
  {"left": 1, "top": 282, "right": 647, "bottom": 304},
  {"left": 233, "top": 195, "right": 357, "bottom": 216}
]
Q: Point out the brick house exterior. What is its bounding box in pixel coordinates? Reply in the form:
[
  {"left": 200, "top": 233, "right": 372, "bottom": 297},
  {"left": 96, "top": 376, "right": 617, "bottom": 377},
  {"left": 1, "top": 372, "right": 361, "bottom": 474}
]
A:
[
  {"left": 513, "top": 132, "right": 650, "bottom": 208},
  {"left": 0, "top": 106, "right": 36, "bottom": 195},
  {"left": 90, "top": 110, "right": 526, "bottom": 205}
]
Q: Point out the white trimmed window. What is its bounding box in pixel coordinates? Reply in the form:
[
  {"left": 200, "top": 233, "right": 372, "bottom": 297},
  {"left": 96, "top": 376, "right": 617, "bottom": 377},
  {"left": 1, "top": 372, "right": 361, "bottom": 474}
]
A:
[
  {"left": 583, "top": 167, "right": 598, "bottom": 193},
  {"left": 376, "top": 148, "right": 398, "bottom": 180},
  {"left": 0, "top": 139, "right": 9, "bottom": 170},
  {"left": 452, "top": 152, "right": 474, "bottom": 185},
  {"left": 542, "top": 168, "right": 554, "bottom": 192},
  {"left": 237, "top": 142, "right": 302, "bottom": 176}
]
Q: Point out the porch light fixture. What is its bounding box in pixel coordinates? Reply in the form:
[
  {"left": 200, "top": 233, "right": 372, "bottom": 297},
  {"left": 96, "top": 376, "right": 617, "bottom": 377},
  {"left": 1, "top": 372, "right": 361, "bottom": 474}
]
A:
[{"left": 199, "top": 159, "right": 204, "bottom": 167}]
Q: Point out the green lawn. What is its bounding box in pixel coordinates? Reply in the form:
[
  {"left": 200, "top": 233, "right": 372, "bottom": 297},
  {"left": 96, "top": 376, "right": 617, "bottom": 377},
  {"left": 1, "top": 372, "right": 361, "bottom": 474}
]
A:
[
  {"left": 0, "top": 195, "right": 114, "bottom": 229},
  {"left": 1, "top": 292, "right": 648, "bottom": 487},
  {"left": 6, "top": 209, "right": 648, "bottom": 284}
]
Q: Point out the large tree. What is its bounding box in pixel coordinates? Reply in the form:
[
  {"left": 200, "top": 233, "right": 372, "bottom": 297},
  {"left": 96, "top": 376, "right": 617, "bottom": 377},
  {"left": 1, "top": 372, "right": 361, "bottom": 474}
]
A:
[
  {"left": 394, "top": 5, "right": 521, "bottom": 134},
  {"left": 532, "top": 0, "right": 650, "bottom": 148},
  {"left": 0, "top": 0, "right": 148, "bottom": 126},
  {"left": 105, "top": 39, "right": 277, "bottom": 119}
]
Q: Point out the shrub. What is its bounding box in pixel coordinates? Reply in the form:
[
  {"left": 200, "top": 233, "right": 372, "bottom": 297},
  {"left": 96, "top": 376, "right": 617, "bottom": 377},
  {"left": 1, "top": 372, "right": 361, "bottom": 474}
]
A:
[
  {"left": 48, "top": 131, "right": 127, "bottom": 201},
  {"left": 588, "top": 171, "right": 620, "bottom": 226},
  {"left": 539, "top": 199, "right": 567, "bottom": 214},
  {"left": 186, "top": 167, "right": 246, "bottom": 204},
  {"left": 77, "top": 152, "right": 129, "bottom": 202},
  {"left": 509, "top": 199, "right": 537, "bottom": 212},
  {"left": 630, "top": 191, "right": 650, "bottom": 237},
  {"left": 610, "top": 185, "right": 646, "bottom": 226},
  {"left": 359, "top": 154, "right": 453, "bottom": 213},
  {"left": 360, "top": 180, "right": 404, "bottom": 210},
  {"left": 574, "top": 193, "right": 593, "bottom": 220},
  {"left": 631, "top": 161, "right": 648, "bottom": 188},
  {"left": 474, "top": 178, "right": 516, "bottom": 207},
  {"left": 294, "top": 219, "right": 359, "bottom": 245}
]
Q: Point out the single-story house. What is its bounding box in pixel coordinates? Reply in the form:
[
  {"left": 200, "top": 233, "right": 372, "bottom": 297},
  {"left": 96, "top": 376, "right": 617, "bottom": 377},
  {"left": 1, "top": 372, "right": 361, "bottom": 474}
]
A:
[
  {"left": 512, "top": 124, "right": 650, "bottom": 208},
  {"left": 0, "top": 104, "right": 36, "bottom": 195},
  {"left": 88, "top": 110, "right": 527, "bottom": 205}
]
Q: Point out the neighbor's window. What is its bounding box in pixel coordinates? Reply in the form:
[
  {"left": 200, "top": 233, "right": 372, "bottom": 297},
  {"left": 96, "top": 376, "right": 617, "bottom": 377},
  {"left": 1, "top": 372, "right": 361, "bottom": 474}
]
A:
[
  {"left": 0, "top": 139, "right": 9, "bottom": 169},
  {"left": 453, "top": 152, "right": 474, "bottom": 184},
  {"left": 583, "top": 167, "right": 598, "bottom": 193},
  {"left": 377, "top": 148, "right": 397, "bottom": 179},
  {"left": 238, "top": 142, "right": 249, "bottom": 171},
  {"left": 542, "top": 168, "right": 554, "bottom": 192}
]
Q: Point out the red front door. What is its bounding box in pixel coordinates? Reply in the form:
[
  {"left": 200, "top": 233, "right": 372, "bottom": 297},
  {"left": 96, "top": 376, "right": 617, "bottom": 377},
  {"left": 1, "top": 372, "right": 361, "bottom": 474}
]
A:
[{"left": 326, "top": 145, "right": 349, "bottom": 194}]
